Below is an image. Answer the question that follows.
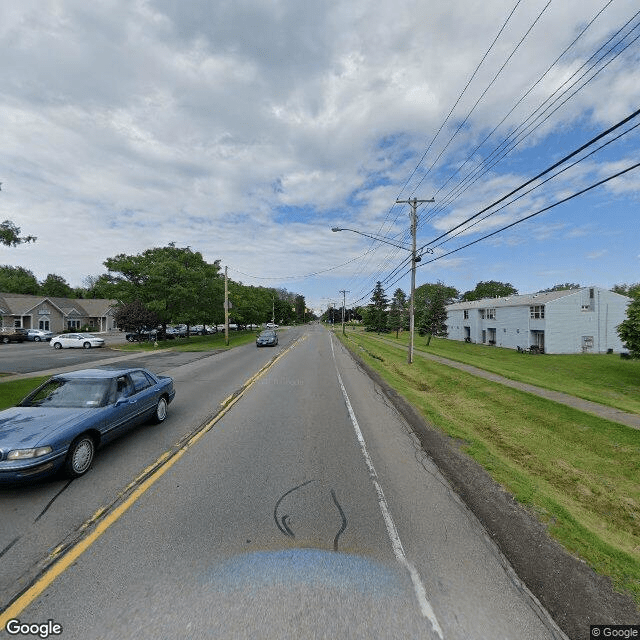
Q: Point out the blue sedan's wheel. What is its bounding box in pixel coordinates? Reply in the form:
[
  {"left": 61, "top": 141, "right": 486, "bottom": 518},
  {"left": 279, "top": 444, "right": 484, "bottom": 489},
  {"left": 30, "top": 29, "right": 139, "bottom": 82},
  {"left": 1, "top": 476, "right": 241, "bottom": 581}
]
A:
[
  {"left": 151, "top": 397, "right": 168, "bottom": 424},
  {"left": 65, "top": 436, "right": 95, "bottom": 478}
]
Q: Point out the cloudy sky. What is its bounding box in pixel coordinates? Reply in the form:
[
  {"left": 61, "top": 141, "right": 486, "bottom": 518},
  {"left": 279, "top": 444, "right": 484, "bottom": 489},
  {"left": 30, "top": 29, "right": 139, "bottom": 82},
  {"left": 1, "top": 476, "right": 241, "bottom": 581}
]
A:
[{"left": 1, "top": 0, "right": 638, "bottom": 313}]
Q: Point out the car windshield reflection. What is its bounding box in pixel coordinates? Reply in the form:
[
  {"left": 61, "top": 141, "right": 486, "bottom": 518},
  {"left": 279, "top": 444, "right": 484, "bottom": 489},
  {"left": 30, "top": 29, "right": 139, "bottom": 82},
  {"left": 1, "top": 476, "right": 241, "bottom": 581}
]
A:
[{"left": 21, "top": 378, "right": 112, "bottom": 409}]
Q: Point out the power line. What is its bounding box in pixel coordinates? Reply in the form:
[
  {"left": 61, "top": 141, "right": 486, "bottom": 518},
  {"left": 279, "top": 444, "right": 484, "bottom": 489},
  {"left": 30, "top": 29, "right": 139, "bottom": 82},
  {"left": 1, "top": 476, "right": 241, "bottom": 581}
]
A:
[
  {"left": 417, "top": 161, "right": 640, "bottom": 268},
  {"left": 418, "top": 106, "right": 640, "bottom": 252}
]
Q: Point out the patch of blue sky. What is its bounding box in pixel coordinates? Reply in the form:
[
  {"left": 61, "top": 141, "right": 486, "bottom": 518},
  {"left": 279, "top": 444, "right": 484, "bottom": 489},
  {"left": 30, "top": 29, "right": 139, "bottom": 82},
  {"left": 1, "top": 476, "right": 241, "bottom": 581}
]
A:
[{"left": 273, "top": 204, "right": 314, "bottom": 224}]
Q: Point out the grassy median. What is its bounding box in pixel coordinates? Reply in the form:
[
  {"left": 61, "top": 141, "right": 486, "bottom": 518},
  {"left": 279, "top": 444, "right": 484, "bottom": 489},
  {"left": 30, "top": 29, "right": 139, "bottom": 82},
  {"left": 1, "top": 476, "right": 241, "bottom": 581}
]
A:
[{"left": 338, "top": 329, "right": 640, "bottom": 603}]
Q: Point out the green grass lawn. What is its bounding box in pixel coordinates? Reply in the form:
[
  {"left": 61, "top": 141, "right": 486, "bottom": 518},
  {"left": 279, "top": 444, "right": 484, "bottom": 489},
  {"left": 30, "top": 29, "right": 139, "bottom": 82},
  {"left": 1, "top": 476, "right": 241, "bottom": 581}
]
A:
[
  {"left": 338, "top": 330, "right": 640, "bottom": 603},
  {"left": 356, "top": 329, "right": 640, "bottom": 414},
  {"left": 114, "top": 329, "right": 261, "bottom": 352}
]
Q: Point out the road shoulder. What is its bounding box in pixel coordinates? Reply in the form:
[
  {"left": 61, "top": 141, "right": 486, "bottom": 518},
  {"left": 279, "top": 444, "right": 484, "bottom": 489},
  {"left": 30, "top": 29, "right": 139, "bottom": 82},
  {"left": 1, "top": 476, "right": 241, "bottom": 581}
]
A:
[{"left": 341, "top": 340, "right": 640, "bottom": 638}]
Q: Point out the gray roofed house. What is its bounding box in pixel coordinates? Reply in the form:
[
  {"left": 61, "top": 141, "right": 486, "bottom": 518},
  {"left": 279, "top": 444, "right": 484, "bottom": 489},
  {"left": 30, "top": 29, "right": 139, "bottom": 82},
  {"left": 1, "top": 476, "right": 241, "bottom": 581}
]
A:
[
  {"left": 445, "top": 286, "right": 631, "bottom": 354},
  {"left": 0, "top": 293, "right": 118, "bottom": 334}
]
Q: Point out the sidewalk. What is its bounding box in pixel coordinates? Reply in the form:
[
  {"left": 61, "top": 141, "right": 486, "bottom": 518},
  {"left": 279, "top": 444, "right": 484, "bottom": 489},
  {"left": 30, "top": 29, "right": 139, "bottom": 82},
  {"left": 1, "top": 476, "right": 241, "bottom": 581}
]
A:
[{"left": 369, "top": 335, "right": 640, "bottom": 430}]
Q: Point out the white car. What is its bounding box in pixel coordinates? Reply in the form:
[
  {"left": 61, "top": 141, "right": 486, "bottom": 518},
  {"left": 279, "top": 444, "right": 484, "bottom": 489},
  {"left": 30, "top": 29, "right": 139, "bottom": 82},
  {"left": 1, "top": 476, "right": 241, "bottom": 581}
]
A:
[{"left": 50, "top": 333, "right": 105, "bottom": 349}]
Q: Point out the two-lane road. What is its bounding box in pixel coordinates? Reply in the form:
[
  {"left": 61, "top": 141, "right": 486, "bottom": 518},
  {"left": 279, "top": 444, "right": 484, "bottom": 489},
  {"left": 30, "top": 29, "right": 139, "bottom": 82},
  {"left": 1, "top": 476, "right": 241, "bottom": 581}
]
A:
[{"left": 1, "top": 325, "right": 564, "bottom": 638}]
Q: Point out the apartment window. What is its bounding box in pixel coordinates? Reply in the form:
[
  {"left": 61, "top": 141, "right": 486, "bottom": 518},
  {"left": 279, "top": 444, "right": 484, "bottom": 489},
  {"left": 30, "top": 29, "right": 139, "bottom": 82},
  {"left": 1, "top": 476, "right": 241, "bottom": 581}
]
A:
[
  {"left": 463, "top": 310, "right": 469, "bottom": 319},
  {"left": 530, "top": 305, "right": 545, "bottom": 319},
  {"left": 479, "top": 309, "right": 485, "bottom": 319},
  {"left": 487, "top": 308, "right": 496, "bottom": 319}
]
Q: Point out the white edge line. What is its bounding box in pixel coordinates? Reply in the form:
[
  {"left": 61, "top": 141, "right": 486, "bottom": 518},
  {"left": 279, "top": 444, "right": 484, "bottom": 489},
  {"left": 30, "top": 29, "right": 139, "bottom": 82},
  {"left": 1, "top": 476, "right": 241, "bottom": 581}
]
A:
[{"left": 329, "top": 333, "right": 445, "bottom": 640}]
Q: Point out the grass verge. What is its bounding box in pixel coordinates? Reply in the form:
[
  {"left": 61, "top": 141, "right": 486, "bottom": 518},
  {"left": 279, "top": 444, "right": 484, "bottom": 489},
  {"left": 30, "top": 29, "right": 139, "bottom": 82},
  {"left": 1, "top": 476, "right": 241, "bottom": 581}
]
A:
[
  {"left": 356, "top": 330, "right": 640, "bottom": 414},
  {"left": 114, "top": 330, "right": 261, "bottom": 352},
  {"left": 339, "top": 330, "right": 640, "bottom": 604}
]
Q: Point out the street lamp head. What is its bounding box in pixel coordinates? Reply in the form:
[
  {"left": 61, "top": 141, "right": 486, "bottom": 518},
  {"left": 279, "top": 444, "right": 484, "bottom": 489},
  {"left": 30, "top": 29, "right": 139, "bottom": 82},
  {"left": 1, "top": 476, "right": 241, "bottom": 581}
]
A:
[{"left": 331, "top": 227, "right": 343, "bottom": 232}]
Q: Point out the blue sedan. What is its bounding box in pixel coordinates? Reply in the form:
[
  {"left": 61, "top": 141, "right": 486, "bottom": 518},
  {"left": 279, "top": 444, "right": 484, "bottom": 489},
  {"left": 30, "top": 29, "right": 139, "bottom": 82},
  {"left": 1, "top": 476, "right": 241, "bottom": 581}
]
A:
[{"left": 0, "top": 367, "right": 176, "bottom": 482}]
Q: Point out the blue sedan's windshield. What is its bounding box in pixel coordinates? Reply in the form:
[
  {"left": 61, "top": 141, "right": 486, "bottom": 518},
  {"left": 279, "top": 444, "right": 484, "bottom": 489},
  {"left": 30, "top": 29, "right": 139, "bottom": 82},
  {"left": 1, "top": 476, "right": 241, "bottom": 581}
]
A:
[{"left": 22, "top": 378, "right": 113, "bottom": 408}]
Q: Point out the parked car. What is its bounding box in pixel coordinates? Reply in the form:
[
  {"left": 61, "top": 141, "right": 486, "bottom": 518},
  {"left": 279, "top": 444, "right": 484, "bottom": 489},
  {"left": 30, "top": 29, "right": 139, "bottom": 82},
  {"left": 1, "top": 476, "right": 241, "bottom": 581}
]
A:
[
  {"left": 256, "top": 330, "right": 278, "bottom": 347},
  {"left": 125, "top": 329, "right": 157, "bottom": 342},
  {"left": 0, "top": 327, "right": 28, "bottom": 343},
  {"left": 189, "top": 325, "right": 207, "bottom": 335},
  {"left": 0, "top": 367, "right": 176, "bottom": 482},
  {"left": 50, "top": 333, "right": 105, "bottom": 349},
  {"left": 266, "top": 323, "right": 279, "bottom": 329},
  {"left": 26, "top": 329, "right": 54, "bottom": 342}
]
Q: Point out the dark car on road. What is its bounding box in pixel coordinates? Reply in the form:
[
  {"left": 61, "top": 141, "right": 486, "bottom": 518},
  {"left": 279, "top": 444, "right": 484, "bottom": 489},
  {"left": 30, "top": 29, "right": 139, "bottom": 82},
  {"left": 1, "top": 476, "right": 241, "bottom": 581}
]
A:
[
  {"left": 0, "top": 367, "right": 176, "bottom": 482},
  {"left": 0, "top": 327, "right": 28, "bottom": 343},
  {"left": 256, "top": 330, "right": 278, "bottom": 347}
]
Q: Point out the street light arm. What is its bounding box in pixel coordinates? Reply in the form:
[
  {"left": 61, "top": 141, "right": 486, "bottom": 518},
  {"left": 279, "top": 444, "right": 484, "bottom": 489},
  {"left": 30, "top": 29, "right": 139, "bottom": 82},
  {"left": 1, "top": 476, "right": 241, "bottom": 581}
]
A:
[{"left": 331, "top": 227, "right": 410, "bottom": 251}]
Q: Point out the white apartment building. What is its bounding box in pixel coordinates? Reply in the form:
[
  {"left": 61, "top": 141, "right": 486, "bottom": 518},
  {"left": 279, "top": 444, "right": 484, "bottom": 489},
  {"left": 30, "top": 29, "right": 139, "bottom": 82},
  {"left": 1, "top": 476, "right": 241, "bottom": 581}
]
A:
[{"left": 445, "top": 287, "right": 631, "bottom": 354}]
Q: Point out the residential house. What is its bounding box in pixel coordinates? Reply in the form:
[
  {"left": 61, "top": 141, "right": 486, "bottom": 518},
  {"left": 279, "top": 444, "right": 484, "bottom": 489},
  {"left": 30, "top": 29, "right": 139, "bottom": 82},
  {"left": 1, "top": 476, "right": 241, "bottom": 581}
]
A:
[
  {"left": 0, "top": 293, "right": 118, "bottom": 334},
  {"left": 445, "top": 287, "right": 631, "bottom": 354}
]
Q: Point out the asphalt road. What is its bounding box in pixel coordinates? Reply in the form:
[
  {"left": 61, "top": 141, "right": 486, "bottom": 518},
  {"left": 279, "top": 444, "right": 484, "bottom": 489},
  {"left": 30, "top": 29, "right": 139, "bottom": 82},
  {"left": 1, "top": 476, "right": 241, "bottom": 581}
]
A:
[{"left": 0, "top": 325, "right": 564, "bottom": 639}]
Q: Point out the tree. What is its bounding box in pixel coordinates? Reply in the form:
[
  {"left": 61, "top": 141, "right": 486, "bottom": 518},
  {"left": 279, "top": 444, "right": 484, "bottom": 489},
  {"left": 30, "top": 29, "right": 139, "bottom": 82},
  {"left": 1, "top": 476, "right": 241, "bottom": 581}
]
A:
[
  {"left": 40, "top": 274, "right": 75, "bottom": 298},
  {"left": 0, "top": 220, "right": 36, "bottom": 247},
  {"left": 113, "top": 300, "right": 159, "bottom": 335},
  {"left": 617, "top": 298, "right": 640, "bottom": 358},
  {"left": 104, "top": 244, "right": 221, "bottom": 331},
  {"left": 363, "top": 282, "right": 389, "bottom": 333},
  {"left": 462, "top": 280, "right": 517, "bottom": 301},
  {"left": 416, "top": 281, "right": 458, "bottom": 345},
  {"left": 0, "top": 265, "right": 40, "bottom": 294},
  {"left": 612, "top": 283, "right": 640, "bottom": 300},
  {"left": 295, "top": 295, "right": 306, "bottom": 324},
  {"left": 81, "top": 274, "right": 120, "bottom": 299},
  {"left": 538, "top": 283, "right": 581, "bottom": 293},
  {"left": 388, "top": 288, "right": 408, "bottom": 338}
]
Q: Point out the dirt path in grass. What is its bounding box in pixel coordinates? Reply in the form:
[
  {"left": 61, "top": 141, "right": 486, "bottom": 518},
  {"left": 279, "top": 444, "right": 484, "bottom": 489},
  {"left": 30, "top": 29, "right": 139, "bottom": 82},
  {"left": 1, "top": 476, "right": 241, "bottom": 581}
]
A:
[{"left": 370, "top": 334, "right": 640, "bottom": 429}]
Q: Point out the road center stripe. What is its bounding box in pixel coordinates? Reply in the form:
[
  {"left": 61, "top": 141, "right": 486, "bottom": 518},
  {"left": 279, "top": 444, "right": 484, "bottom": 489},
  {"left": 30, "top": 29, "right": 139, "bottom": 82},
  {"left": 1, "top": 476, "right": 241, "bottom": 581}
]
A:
[{"left": 0, "top": 336, "right": 304, "bottom": 626}]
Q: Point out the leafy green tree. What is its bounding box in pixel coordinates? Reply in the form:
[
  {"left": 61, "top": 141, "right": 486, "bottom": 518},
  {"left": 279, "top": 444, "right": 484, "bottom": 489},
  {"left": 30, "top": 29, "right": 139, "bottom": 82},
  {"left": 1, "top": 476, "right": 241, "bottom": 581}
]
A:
[
  {"left": 40, "top": 274, "right": 75, "bottom": 298},
  {"left": 0, "top": 220, "right": 36, "bottom": 247},
  {"left": 462, "top": 280, "right": 517, "bottom": 301},
  {"left": 416, "top": 281, "right": 458, "bottom": 345},
  {"left": 113, "top": 300, "right": 159, "bottom": 335},
  {"left": 0, "top": 265, "right": 40, "bottom": 294},
  {"left": 538, "top": 283, "right": 581, "bottom": 293},
  {"left": 388, "top": 288, "right": 408, "bottom": 338},
  {"left": 104, "top": 244, "right": 221, "bottom": 331},
  {"left": 612, "top": 283, "right": 640, "bottom": 300},
  {"left": 363, "top": 282, "right": 389, "bottom": 333},
  {"left": 295, "top": 295, "right": 306, "bottom": 324},
  {"left": 617, "top": 298, "right": 640, "bottom": 358},
  {"left": 81, "top": 274, "right": 120, "bottom": 299}
]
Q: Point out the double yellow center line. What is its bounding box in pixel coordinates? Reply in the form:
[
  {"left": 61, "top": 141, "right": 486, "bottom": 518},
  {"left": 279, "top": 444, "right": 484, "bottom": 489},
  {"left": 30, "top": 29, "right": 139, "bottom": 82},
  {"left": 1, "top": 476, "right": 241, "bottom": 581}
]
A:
[{"left": 0, "top": 335, "right": 306, "bottom": 625}]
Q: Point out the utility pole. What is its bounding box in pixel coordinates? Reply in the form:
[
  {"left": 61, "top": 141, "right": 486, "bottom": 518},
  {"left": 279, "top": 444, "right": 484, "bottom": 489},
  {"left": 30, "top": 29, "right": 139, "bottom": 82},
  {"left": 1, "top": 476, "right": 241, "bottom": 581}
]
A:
[
  {"left": 224, "top": 266, "right": 229, "bottom": 346},
  {"left": 339, "top": 289, "right": 349, "bottom": 335},
  {"left": 396, "top": 197, "right": 434, "bottom": 364}
]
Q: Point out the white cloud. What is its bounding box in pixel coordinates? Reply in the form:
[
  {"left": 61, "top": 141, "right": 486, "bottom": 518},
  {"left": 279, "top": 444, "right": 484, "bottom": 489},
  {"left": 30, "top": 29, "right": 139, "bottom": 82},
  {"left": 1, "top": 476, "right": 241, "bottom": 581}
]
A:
[{"left": 0, "top": 0, "right": 638, "bottom": 310}]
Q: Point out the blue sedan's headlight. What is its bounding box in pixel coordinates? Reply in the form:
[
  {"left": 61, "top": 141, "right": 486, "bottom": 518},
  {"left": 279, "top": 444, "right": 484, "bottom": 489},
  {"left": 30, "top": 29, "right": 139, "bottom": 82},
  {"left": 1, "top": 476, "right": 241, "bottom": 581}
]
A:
[{"left": 7, "top": 446, "right": 53, "bottom": 460}]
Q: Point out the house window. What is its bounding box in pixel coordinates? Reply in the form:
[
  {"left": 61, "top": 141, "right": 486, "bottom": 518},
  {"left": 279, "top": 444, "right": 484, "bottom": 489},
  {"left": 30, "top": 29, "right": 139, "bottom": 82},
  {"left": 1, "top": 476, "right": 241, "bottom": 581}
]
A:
[
  {"left": 530, "top": 305, "right": 545, "bottom": 319},
  {"left": 463, "top": 310, "right": 469, "bottom": 319},
  {"left": 479, "top": 309, "right": 485, "bottom": 319},
  {"left": 486, "top": 308, "right": 496, "bottom": 319},
  {"left": 67, "top": 319, "right": 81, "bottom": 329}
]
